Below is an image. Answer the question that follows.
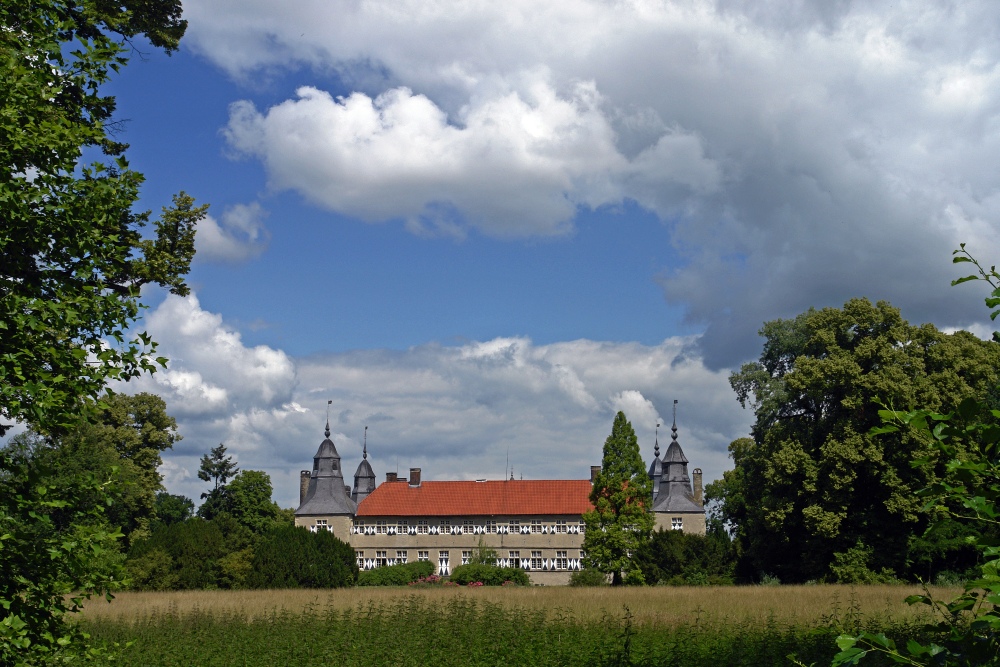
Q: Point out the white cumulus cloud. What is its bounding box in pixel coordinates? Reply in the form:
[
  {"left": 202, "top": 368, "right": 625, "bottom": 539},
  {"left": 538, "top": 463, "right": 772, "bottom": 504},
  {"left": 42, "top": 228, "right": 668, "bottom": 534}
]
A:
[{"left": 122, "top": 294, "right": 750, "bottom": 508}]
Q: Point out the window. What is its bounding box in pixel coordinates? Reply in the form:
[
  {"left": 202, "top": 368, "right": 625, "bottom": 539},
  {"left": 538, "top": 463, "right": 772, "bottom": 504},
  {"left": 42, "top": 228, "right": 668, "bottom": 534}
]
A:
[
  {"left": 462, "top": 550, "right": 472, "bottom": 565},
  {"left": 463, "top": 519, "right": 474, "bottom": 534},
  {"left": 441, "top": 519, "right": 451, "bottom": 533},
  {"left": 417, "top": 519, "right": 429, "bottom": 534},
  {"left": 396, "top": 550, "right": 407, "bottom": 564},
  {"left": 332, "top": 461, "right": 338, "bottom": 470},
  {"left": 671, "top": 517, "right": 683, "bottom": 531},
  {"left": 418, "top": 551, "right": 429, "bottom": 562},
  {"left": 398, "top": 520, "right": 408, "bottom": 534},
  {"left": 438, "top": 551, "right": 450, "bottom": 575},
  {"left": 485, "top": 520, "right": 497, "bottom": 534},
  {"left": 579, "top": 521, "right": 586, "bottom": 534},
  {"left": 375, "top": 551, "right": 387, "bottom": 567},
  {"left": 530, "top": 551, "right": 542, "bottom": 569},
  {"left": 313, "top": 519, "right": 329, "bottom": 533},
  {"left": 508, "top": 550, "right": 520, "bottom": 561},
  {"left": 531, "top": 519, "right": 542, "bottom": 534},
  {"left": 555, "top": 520, "right": 567, "bottom": 533},
  {"left": 509, "top": 520, "right": 520, "bottom": 533},
  {"left": 376, "top": 520, "right": 388, "bottom": 534},
  {"left": 355, "top": 550, "right": 364, "bottom": 568},
  {"left": 555, "top": 551, "right": 568, "bottom": 570}
]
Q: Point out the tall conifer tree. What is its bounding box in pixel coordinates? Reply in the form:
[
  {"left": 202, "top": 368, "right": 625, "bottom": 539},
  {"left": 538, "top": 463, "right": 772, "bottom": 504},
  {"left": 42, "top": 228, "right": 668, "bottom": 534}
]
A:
[{"left": 582, "top": 411, "right": 654, "bottom": 585}]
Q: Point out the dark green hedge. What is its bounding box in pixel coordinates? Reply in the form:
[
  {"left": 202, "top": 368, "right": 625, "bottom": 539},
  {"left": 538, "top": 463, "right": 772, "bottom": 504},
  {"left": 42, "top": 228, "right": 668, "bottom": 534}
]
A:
[
  {"left": 245, "top": 525, "right": 357, "bottom": 589},
  {"left": 357, "top": 561, "right": 435, "bottom": 586},
  {"left": 449, "top": 564, "right": 530, "bottom": 586}
]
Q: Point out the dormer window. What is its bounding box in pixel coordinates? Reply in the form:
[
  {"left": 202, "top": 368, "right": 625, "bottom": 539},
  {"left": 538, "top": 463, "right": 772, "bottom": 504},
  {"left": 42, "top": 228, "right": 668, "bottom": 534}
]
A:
[{"left": 332, "top": 461, "right": 338, "bottom": 470}]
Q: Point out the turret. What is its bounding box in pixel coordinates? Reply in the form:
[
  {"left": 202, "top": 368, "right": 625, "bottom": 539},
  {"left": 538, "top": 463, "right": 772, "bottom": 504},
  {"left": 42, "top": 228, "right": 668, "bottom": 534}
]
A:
[
  {"left": 294, "top": 416, "right": 357, "bottom": 517},
  {"left": 652, "top": 401, "right": 701, "bottom": 513},
  {"left": 352, "top": 426, "right": 376, "bottom": 505},
  {"left": 648, "top": 422, "right": 662, "bottom": 503}
]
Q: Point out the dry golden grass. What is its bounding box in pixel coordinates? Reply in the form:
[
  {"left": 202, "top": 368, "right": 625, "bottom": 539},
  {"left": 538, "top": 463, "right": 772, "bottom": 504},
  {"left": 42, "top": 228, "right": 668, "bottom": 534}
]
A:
[{"left": 81, "top": 584, "right": 960, "bottom": 628}]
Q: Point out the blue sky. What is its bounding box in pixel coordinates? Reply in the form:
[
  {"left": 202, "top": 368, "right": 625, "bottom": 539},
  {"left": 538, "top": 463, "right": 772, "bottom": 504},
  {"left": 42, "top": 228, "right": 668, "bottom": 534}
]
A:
[{"left": 69, "top": 1, "right": 1000, "bottom": 507}]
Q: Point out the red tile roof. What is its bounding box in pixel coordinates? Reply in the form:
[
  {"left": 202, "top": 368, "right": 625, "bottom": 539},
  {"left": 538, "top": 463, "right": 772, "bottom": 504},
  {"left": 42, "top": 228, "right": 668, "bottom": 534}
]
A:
[{"left": 356, "top": 480, "right": 594, "bottom": 517}]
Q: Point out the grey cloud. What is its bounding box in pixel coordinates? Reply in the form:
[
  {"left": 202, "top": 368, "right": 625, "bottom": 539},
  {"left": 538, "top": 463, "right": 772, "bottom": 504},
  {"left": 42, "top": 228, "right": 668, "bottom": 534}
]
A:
[{"left": 185, "top": 0, "right": 1000, "bottom": 365}]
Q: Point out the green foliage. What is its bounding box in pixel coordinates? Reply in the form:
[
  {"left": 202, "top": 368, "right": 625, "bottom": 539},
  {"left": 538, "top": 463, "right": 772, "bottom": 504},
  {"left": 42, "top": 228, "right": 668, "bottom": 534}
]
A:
[
  {"left": 1, "top": 0, "right": 196, "bottom": 660},
  {"left": 583, "top": 411, "right": 654, "bottom": 586},
  {"left": 198, "top": 443, "right": 239, "bottom": 494},
  {"left": 218, "top": 470, "right": 281, "bottom": 534},
  {"left": 82, "top": 598, "right": 905, "bottom": 667},
  {"left": 246, "top": 524, "right": 357, "bottom": 589},
  {"left": 0, "top": 443, "right": 124, "bottom": 664},
  {"left": 717, "top": 298, "right": 1000, "bottom": 583},
  {"left": 449, "top": 564, "right": 531, "bottom": 586},
  {"left": 828, "top": 541, "right": 899, "bottom": 585},
  {"left": 833, "top": 248, "right": 1000, "bottom": 665},
  {"left": 635, "top": 528, "right": 735, "bottom": 586},
  {"left": 153, "top": 491, "right": 195, "bottom": 527},
  {"left": 19, "top": 392, "right": 181, "bottom": 546},
  {"left": 568, "top": 568, "right": 609, "bottom": 586},
  {"left": 357, "top": 561, "right": 435, "bottom": 586}
]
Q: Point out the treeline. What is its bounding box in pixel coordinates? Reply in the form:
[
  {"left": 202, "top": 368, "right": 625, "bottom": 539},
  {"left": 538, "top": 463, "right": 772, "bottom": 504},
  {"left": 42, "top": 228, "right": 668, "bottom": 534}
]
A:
[{"left": 710, "top": 298, "right": 1000, "bottom": 585}]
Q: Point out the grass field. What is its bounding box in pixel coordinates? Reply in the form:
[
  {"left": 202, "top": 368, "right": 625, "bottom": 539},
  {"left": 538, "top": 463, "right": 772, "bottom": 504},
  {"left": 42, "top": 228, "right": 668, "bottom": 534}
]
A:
[
  {"left": 82, "top": 584, "right": 958, "bottom": 626},
  {"left": 79, "top": 585, "right": 952, "bottom": 666}
]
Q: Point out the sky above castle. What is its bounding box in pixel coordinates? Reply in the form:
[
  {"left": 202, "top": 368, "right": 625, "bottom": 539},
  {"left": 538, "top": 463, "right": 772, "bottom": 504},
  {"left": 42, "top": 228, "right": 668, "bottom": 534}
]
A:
[{"left": 81, "top": 0, "right": 1000, "bottom": 507}]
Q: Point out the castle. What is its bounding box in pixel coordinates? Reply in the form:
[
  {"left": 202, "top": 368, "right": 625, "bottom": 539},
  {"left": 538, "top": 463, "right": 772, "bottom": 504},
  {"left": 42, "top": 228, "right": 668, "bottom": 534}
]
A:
[{"left": 294, "top": 414, "right": 705, "bottom": 585}]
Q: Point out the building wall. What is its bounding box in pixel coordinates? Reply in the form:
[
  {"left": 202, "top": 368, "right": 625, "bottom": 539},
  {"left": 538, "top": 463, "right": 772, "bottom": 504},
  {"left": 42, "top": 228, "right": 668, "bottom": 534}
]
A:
[
  {"left": 653, "top": 512, "right": 706, "bottom": 535},
  {"left": 347, "top": 514, "right": 586, "bottom": 583},
  {"left": 295, "top": 514, "right": 353, "bottom": 542}
]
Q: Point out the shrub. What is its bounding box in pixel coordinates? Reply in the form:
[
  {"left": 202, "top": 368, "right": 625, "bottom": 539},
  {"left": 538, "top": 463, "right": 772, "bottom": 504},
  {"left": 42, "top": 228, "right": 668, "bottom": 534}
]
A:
[
  {"left": 569, "top": 568, "right": 609, "bottom": 586},
  {"left": 246, "top": 525, "right": 357, "bottom": 589},
  {"left": 449, "top": 564, "right": 529, "bottom": 586},
  {"left": 357, "top": 561, "right": 435, "bottom": 586}
]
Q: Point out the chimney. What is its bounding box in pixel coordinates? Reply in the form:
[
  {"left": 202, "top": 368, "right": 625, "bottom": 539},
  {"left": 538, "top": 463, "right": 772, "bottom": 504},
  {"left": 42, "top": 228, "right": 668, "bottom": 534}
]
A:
[
  {"left": 409, "top": 468, "right": 422, "bottom": 487},
  {"left": 590, "top": 465, "right": 601, "bottom": 484},
  {"left": 386, "top": 472, "right": 397, "bottom": 483},
  {"left": 299, "top": 470, "right": 310, "bottom": 505},
  {"left": 693, "top": 468, "right": 703, "bottom": 507}
]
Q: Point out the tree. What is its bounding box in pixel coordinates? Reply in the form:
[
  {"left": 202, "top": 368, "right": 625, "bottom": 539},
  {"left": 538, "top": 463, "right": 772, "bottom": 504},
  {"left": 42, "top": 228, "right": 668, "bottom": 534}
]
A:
[
  {"left": 718, "top": 298, "right": 1000, "bottom": 583},
  {"left": 24, "top": 392, "right": 181, "bottom": 544},
  {"left": 198, "top": 443, "right": 239, "bottom": 495},
  {"left": 582, "top": 411, "right": 654, "bottom": 585},
  {"left": 246, "top": 525, "right": 358, "bottom": 589},
  {"left": 832, "top": 249, "right": 1000, "bottom": 665},
  {"left": 153, "top": 492, "right": 194, "bottom": 527},
  {"left": 635, "top": 528, "right": 735, "bottom": 586},
  {"left": 2, "top": 2, "right": 206, "bottom": 432},
  {"left": 0, "top": 1, "right": 198, "bottom": 660},
  {"left": 216, "top": 469, "right": 280, "bottom": 534}
]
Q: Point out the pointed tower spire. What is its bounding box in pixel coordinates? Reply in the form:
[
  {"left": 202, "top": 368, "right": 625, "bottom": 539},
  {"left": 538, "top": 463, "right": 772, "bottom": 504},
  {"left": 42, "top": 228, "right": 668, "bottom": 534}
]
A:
[
  {"left": 654, "top": 421, "right": 661, "bottom": 458},
  {"left": 671, "top": 399, "right": 678, "bottom": 444},
  {"left": 325, "top": 400, "right": 332, "bottom": 438},
  {"left": 363, "top": 425, "right": 368, "bottom": 459}
]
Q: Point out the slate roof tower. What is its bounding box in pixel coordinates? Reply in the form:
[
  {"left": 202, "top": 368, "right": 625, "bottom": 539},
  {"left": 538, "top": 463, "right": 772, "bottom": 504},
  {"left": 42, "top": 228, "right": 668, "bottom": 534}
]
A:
[
  {"left": 295, "top": 417, "right": 357, "bottom": 517},
  {"left": 652, "top": 402, "right": 702, "bottom": 514},
  {"left": 648, "top": 423, "right": 663, "bottom": 504},
  {"left": 352, "top": 426, "right": 376, "bottom": 505}
]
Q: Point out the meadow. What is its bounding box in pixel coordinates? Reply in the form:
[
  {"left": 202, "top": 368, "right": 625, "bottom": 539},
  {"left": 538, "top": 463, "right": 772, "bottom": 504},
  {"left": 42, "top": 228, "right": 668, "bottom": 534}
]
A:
[{"left": 81, "top": 585, "right": 954, "bottom": 666}]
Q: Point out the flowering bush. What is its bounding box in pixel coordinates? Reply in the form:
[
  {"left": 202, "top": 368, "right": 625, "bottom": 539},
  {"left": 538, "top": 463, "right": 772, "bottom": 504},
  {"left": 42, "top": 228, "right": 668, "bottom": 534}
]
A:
[{"left": 467, "top": 581, "right": 484, "bottom": 587}]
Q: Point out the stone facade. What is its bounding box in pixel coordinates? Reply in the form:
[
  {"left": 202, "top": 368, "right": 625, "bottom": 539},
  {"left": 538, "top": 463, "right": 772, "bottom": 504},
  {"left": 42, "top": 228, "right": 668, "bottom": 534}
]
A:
[{"left": 294, "top": 412, "right": 706, "bottom": 585}]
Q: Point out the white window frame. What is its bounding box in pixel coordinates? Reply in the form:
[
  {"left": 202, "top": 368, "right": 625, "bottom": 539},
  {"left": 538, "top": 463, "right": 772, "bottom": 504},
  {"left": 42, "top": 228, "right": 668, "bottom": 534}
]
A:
[
  {"left": 375, "top": 550, "right": 387, "bottom": 567},
  {"left": 462, "top": 550, "right": 472, "bottom": 565},
  {"left": 417, "top": 550, "right": 429, "bottom": 562},
  {"left": 671, "top": 517, "right": 683, "bottom": 531},
  {"left": 530, "top": 551, "right": 542, "bottom": 569},
  {"left": 530, "top": 519, "right": 542, "bottom": 534},
  {"left": 396, "top": 550, "right": 407, "bottom": 564},
  {"left": 417, "top": 519, "right": 429, "bottom": 534},
  {"left": 555, "top": 520, "right": 567, "bottom": 533},
  {"left": 555, "top": 551, "right": 568, "bottom": 570}
]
